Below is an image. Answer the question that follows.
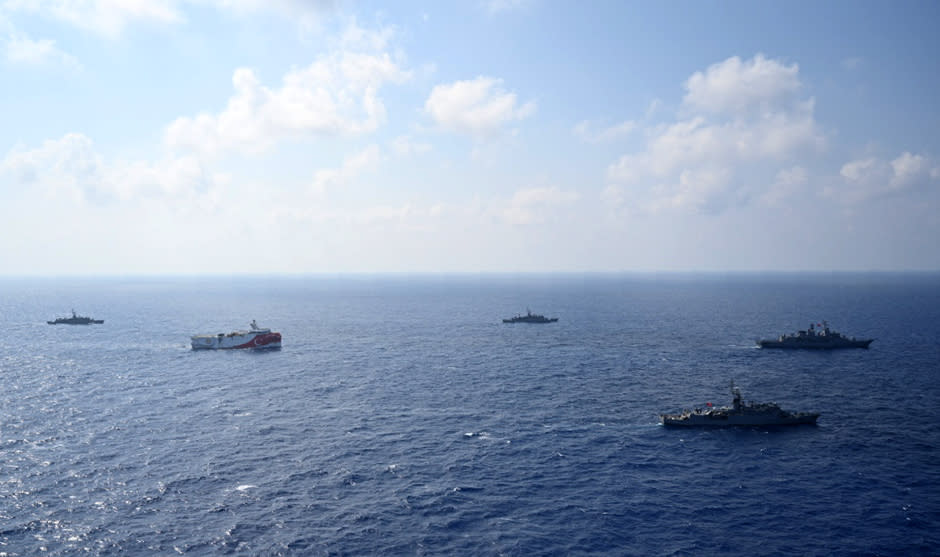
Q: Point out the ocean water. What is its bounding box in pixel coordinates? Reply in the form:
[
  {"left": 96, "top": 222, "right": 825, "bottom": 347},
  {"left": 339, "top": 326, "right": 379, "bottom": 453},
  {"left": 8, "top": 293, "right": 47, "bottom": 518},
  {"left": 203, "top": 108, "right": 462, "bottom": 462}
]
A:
[{"left": 1, "top": 273, "right": 938, "bottom": 556}]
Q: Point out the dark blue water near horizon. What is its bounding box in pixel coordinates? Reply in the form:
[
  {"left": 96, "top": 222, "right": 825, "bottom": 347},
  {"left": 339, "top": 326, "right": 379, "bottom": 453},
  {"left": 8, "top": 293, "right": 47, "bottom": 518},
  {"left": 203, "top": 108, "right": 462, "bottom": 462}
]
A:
[{"left": 1, "top": 273, "right": 938, "bottom": 556}]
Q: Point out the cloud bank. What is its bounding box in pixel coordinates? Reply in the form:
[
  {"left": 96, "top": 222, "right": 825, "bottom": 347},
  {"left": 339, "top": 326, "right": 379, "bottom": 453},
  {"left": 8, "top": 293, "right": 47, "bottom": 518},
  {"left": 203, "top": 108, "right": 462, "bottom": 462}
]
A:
[
  {"left": 606, "top": 54, "right": 825, "bottom": 214},
  {"left": 2, "top": 133, "right": 216, "bottom": 203},
  {"left": 166, "top": 50, "right": 410, "bottom": 157}
]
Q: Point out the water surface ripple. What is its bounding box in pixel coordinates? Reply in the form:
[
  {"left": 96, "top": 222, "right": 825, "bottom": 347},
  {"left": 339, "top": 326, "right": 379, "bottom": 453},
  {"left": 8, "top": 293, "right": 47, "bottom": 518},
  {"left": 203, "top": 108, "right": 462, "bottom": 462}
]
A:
[{"left": 1, "top": 274, "right": 938, "bottom": 555}]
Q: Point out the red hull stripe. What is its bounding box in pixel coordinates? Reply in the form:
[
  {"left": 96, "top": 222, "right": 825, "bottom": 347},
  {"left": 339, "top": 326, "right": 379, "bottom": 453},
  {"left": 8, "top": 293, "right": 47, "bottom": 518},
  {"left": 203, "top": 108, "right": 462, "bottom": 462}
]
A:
[{"left": 233, "top": 332, "right": 282, "bottom": 349}]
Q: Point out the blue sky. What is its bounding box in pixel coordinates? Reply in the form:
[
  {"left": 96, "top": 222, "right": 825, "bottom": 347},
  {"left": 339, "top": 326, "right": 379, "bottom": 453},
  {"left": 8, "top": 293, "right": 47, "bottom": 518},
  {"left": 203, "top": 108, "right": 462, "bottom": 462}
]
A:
[{"left": 1, "top": 0, "right": 938, "bottom": 274}]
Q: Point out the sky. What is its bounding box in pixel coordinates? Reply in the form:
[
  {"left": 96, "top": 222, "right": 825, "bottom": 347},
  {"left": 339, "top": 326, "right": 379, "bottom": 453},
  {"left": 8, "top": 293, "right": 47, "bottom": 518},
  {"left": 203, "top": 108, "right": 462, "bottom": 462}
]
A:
[{"left": 1, "top": 0, "right": 939, "bottom": 275}]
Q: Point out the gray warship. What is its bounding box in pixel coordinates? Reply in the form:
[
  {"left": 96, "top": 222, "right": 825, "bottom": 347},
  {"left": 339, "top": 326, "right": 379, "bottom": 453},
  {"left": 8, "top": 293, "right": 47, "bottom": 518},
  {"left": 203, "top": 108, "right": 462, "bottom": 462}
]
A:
[
  {"left": 502, "top": 308, "right": 558, "bottom": 323},
  {"left": 758, "top": 321, "right": 873, "bottom": 349},
  {"left": 47, "top": 309, "right": 104, "bottom": 325},
  {"left": 660, "top": 381, "right": 819, "bottom": 427}
]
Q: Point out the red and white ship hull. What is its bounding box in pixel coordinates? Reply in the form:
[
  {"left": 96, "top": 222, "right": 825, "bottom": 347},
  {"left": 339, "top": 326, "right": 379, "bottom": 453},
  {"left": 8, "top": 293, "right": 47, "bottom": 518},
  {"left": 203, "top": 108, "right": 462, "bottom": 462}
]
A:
[{"left": 191, "top": 323, "right": 281, "bottom": 350}]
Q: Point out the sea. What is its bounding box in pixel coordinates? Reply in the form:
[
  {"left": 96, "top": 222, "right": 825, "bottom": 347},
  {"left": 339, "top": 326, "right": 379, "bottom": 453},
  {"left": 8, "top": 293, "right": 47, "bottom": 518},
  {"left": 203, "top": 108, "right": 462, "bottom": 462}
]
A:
[{"left": 1, "top": 273, "right": 938, "bottom": 556}]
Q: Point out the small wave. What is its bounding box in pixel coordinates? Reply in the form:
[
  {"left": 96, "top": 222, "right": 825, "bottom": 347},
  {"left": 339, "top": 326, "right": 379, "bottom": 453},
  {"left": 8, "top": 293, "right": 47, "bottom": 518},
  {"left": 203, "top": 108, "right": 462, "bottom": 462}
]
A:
[{"left": 451, "top": 486, "right": 484, "bottom": 493}]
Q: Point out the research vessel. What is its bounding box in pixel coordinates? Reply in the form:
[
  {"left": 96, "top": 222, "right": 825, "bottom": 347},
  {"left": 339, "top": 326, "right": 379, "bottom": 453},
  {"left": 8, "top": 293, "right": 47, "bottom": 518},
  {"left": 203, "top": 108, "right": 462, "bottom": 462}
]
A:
[{"left": 191, "top": 320, "right": 281, "bottom": 350}]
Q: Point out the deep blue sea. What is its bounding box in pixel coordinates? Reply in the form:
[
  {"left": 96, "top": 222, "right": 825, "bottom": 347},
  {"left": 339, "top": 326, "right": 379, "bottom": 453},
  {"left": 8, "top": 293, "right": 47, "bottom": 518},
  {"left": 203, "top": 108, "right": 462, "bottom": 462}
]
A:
[{"left": 1, "top": 273, "right": 938, "bottom": 556}]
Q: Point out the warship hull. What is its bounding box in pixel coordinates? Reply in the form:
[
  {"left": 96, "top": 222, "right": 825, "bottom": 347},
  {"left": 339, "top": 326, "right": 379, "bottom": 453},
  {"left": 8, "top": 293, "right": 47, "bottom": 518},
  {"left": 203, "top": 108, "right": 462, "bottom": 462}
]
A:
[
  {"left": 758, "top": 321, "right": 873, "bottom": 349},
  {"left": 47, "top": 310, "right": 103, "bottom": 325},
  {"left": 758, "top": 338, "right": 873, "bottom": 349},
  {"left": 502, "top": 316, "right": 558, "bottom": 323},
  {"left": 503, "top": 309, "right": 558, "bottom": 323},
  {"left": 661, "top": 412, "right": 819, "bottom": 427}
]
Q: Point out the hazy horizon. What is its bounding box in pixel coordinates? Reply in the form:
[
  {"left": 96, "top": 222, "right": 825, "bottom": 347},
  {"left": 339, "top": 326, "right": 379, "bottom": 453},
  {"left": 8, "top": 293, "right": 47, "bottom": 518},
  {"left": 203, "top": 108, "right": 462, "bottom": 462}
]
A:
[{"left": 4, "top": 270, "right": 939, "bottom": 280}]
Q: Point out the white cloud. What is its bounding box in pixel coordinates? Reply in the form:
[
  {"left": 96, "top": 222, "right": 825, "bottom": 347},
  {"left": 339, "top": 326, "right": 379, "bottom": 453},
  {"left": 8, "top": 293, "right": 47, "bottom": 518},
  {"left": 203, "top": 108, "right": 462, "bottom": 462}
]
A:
[
  {"left": 3, "top": 0, "right": 184, "bottom": 38},
  {"left": 890, "top": 152, "right": 928, "bottom": 189},
  {"left": 606, "top": 54, "right": 825, "bottom": 214},
  {"left": 2, "top": 31, "right": 81, "bottom": 69},
  {"left": 608, "top": 107, "right": 821, "bottom": 181},
  {"left": 510, "top": 186, "right": 579, "bottom": 206},
  {"left": 166, "top": 48, "right": 410, "bottom": 157},
  {"left": 842, "top": 57, "right": 863, "bottom": 71},
  {"left": 840, "top": 157, "right": 878, "bottom": 182},
  {"left": 573, "top": 120, "right": 635, "bottom": 143},
  {"left": 390, "top": 135, "right": 431, "bottom": 156},
  {"left": 683, "top": 54, "right": 802, "bottom": 116},
  {"left": 2, "top": 0, "right": 336, "bottom": 37},
  {"left": 601, "top": 184, "right": 624, "bottom": 206},
  {"left": 834, "top": 157, "right": 890, "bottom": 203},
  {"left": 109, "top": 155, "right": 215, "bottom": 200},
  {"left": 310, "top": 144, "right": 381, "bottom": 193},
  {"left": 2, "top": 133, "right": 102, "bottom": 202},
  {"left": 337, "top": 18, "right": 395, "bottom": 51},
  {"left": 354, "top": 203, "right": 413, "bottom": 224},
  {"left": 645, "top": 99, "right": 664, "bottom": 119},
  {"left": 1, "top": 133, "right": 216, "bottom": 203},
  {"left": 424, "top": 76, "right": 536, "bottom": 139},
  {"left": 760, "top": 165, "right": 808, "bottom": 206},
  {"left": 834, "top": 152, "right": 939, "bottom": 202},
  {"left": 497, "top": 186, "right": 579, "bottom": 225},
  {"left": 199, "top": 0, "right": 335, "bottom": 15},
  {"left": 642, "top": 167, "right": 734, "bottom": 215},
  {"left": 271, "top": 200, "right": 445, "bottom": 227}
]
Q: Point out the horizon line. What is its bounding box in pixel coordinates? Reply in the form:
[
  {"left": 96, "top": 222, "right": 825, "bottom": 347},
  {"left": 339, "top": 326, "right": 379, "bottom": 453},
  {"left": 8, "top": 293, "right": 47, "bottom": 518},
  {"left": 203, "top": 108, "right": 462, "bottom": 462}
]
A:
[{"left": 2, "top": 269, "right": 940, "bottom": 279}]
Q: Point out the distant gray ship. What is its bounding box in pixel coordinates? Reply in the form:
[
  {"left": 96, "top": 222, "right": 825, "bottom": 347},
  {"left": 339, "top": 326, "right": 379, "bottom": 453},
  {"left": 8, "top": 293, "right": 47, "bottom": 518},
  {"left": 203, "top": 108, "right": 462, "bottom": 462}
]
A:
[
  {"left": 502, "top": 309, "right": 558, "bottom": 323},
  {"left": 661, "top": 381, "right": 819, "bottom": 427},
  {"left": 758, "top": 321, "right": 873, "bottom": 349},
  {"left": 47, "top": 309, "right": 104, "bottom": 325}
]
